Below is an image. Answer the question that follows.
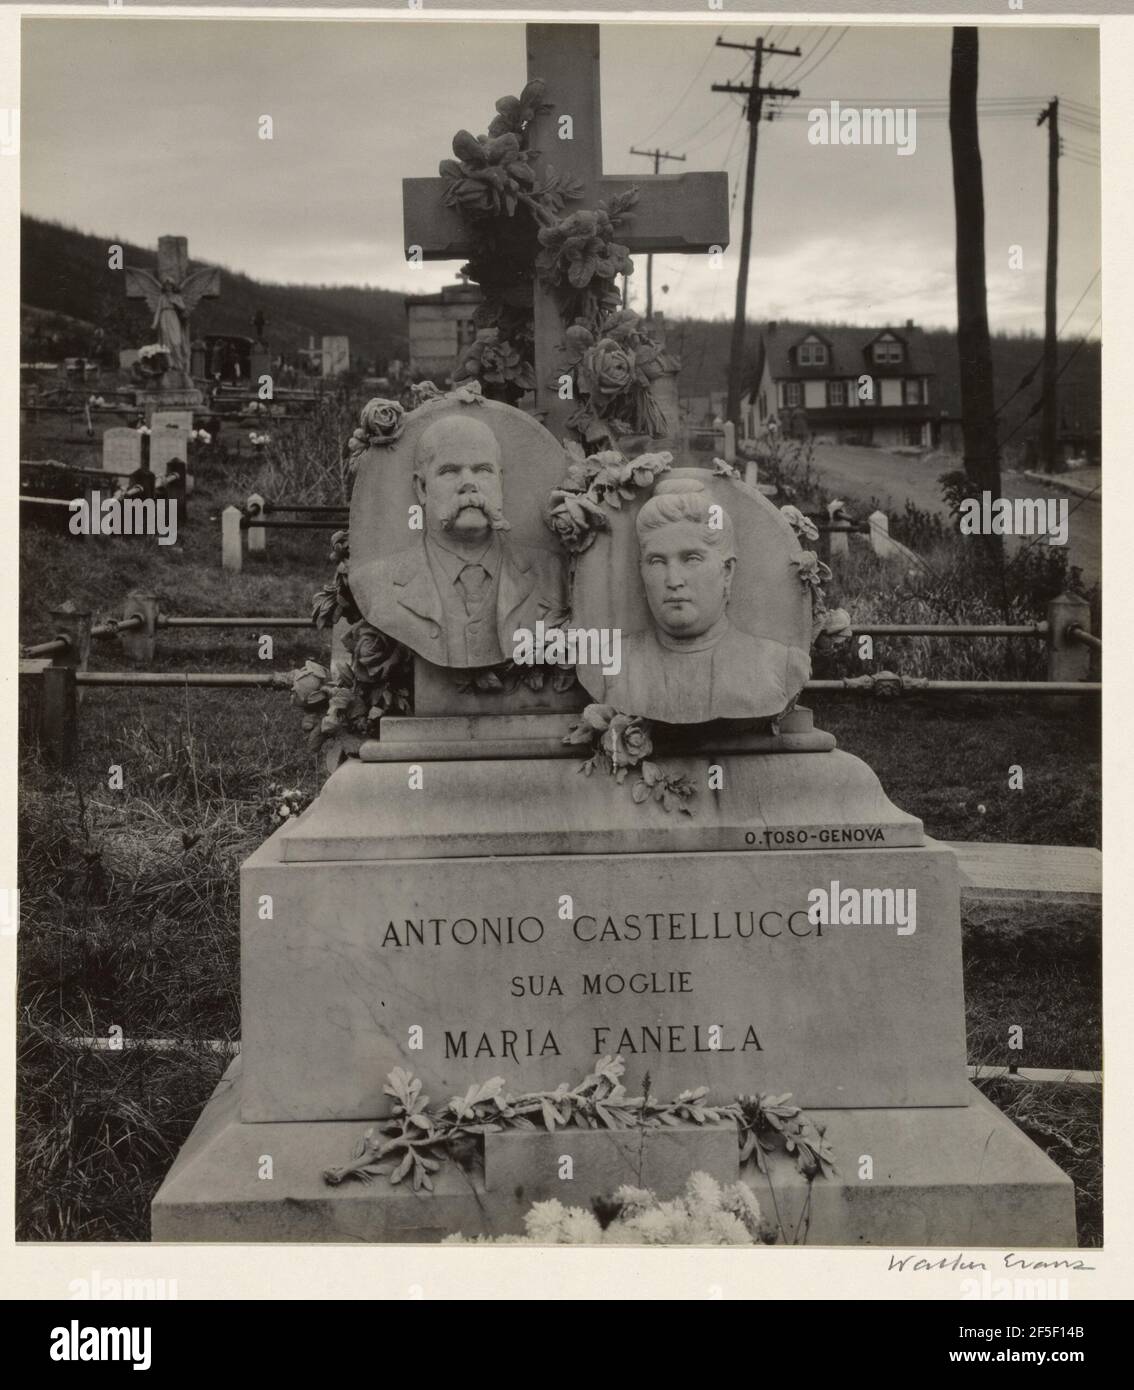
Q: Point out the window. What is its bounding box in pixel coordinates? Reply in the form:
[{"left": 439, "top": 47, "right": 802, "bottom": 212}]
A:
[
  {"left": 872, "top": 337, "right": 903, "bottom": 365},
  {"left": 784, "top": 382, "right": 802, "bottom": 408},
  {"left": 797, "top": 340, "right": 828, "bottom": 366},
  {"left": 827, "top": 380, "right": 847, "bottom": 407},
  {"left": 904, "top": 378, "right": 922, "bottom": 405}
]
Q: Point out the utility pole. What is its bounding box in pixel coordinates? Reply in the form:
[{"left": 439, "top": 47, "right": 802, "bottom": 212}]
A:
[
  {"left": 1038, "top": 98, "right": 1060, "bottom": 473},
  {"left": 628, "top": 146, "right": 686, "bottom": 320},
  {"left": 713, "top": 35, "right": 801, "bottom": 426},
  {"left": 949, "top": 27, "right": 1002, "bottom": 548}
]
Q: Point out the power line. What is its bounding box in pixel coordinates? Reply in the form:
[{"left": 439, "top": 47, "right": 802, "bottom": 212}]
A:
[
  {"left": 789, "top": 27, "right": 850, "bottom": 88},
  {"left": 771, "top": 25, "right": 829, "bottom": 87},
  {"left": 993, "top": 269, "right": 1100, "bottom": 419},
  {"left": 634, "top": 41, "right": 720, "bottom": 146},
  {"left": 998, "top": 313, "right": 1101, "bottom": 453}
]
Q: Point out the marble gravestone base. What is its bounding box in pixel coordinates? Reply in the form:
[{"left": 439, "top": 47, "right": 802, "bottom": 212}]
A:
[{"left": 152, "top": 715, "right": 1076, "bottom": 1246}]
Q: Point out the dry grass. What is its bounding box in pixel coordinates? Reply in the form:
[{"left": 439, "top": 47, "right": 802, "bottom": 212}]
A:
[{"left": 973, "top": 1076, "right": 1102, "bottom": 1247}]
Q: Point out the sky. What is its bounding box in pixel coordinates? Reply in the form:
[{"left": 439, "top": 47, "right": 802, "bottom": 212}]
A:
[{"left": 21, "top": 18, "right": 1100, "bottom": 336}]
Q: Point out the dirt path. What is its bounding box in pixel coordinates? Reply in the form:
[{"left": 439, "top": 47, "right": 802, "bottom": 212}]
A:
[{"left": 807, "top": 444, "right": 1100, "bottom": 583}]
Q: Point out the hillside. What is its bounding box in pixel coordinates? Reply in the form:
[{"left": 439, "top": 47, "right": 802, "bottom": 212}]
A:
[
  {"left": 21, "top": 215, "right": 410, "bottom": 370},
  {"left": 23, "top": 214, "right": 1099, "bottom": 447}
]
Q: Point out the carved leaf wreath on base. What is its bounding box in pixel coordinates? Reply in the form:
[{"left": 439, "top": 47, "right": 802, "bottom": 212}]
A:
[{"left": 322, "top": 1055, "right": 837, "bottom": 1230}]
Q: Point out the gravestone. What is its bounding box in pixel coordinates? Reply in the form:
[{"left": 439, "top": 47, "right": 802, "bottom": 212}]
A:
[
  {"left": 402, "top": 24, "right": 728, "bottom": 446},
  {"left": 102, "top": 426, "right": 143, "bottom": 484},
  {"left": 153, "top": 392, "right": 1074, "bottom": 1247},
  {"left": 149, "top": 410, "right": 193, "bottom": 480},
  {"left": 125, "top": 234, "right": 220, "bottom": 410},
  {"left": 250, "top": 344, "right": 272, "bottom": 388},
  {"left": 322, "top": 335, "right": 350, "bottom": 377},
  {"left": 152, "top": 25, "right": 1074, "bottom": 1247}
]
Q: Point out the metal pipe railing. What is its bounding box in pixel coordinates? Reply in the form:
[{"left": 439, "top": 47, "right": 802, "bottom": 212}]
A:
[
  {"left": 853, "top": 623, "right": 1048, "bottom": 638},
  {"left": 76, "top": 672, "right": 292, "bottom": 689},
  {"left": 806, "top": 679, "right": 1099, "bottom": 695},
  {"left": 159, "top": 615, "right": 311, "bottom": 628},
  {"left": 1068, "top": 626, "right": 1102, "bottom": 653}
]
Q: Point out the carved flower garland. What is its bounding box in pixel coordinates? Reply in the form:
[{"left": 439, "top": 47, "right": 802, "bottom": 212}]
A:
[
  {"left": 293, "top": 529, "right": 411, "bottom": 770},
  {"left": 545, "top": 444, "right": 672, "bottom": 555},
  {"left": 563, "top": 309, "right": 677, "bottom": 443},
  {"left": 564, "top": 705, "right": 696, "bottom": 815},
  {"left": 781, "top": 506, "right": 852, "bottom": 648},
  {"left": 439, "top": 80, "right": 674, "bottom": 448},
  {"left": 322, "top": 1054, "right": 837, "bottom": 1222}
]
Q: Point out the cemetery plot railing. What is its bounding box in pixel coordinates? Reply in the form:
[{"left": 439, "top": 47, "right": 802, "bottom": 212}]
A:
[
  {"left": 20, "top": 664, "right": 1099, "bottom": 768},
  {"left": 807, "top": 677, "right": 1099, "bottom": 696},
  {"left": 222, "top": 496, "right": 349, "bottom": 571}
]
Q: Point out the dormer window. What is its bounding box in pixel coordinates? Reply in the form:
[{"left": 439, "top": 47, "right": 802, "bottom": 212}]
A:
[
  {"left": 797, "top": 338, "right": 828, "bottom": 366},
  {"left": 872, "top": 335, "right": 904, "bottom": 365}
]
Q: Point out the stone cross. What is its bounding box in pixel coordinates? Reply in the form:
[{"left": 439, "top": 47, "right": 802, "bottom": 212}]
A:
[
  {"left": 403, "top": 24, "right": 730, "bottom": 440},
  {"left": 124, "top": 235, "right": 220, "bottom": 384}
]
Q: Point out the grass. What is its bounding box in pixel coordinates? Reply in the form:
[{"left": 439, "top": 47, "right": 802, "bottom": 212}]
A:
[
  {"left": 16, "top": 419, "right": 1103, "bottom": 1245},
  {"left": 973, "top": 1077, "right": 1102, "bottom": 1248}
]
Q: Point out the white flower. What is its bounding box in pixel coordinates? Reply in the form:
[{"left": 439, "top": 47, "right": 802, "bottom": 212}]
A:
[
  {"left": 625, "top": 1208, "right": 673, "bottom": 1244},
  {"left": 561, "top": 1208, "right": 603, "bottom": 1244},
  {"left": 524, "top": 1199, "right": 568, "bottom": 1243},
  {"left": 687, "top": 1171, "right": 722, "bottom": 1210}
]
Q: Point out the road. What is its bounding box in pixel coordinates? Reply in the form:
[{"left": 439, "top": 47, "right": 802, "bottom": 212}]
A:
[{"left": 805, "top": 444, "right": 1101, "bottom": 584}]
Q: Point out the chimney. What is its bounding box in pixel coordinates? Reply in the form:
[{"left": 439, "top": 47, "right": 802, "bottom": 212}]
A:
[
  {"left": 905, "top": 318, "right": 915, "bottom": 329},
  {"left": 768, "top": 321, "right": 778, "bottom": 334}
]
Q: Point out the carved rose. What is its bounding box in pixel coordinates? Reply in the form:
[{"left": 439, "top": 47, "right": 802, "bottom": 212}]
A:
[
  {"left": 359, "top": 398, "right": 405, "bottom": 442},
  {"left": 780, "top": 505, "right": 820, "bottom": 543},
  {"left": 290, "top": 659, "right": 329, "bottom": 707},
  {"left": 793, "top": 551, "right": 832, "bottom": 590},
  {"left": 822, "top": 607, "right": 853, "bottom": 643},
  {"left": 601, "top": 714, "right": 653, "bottom": 769},
  {"left": 409, "top": 380, "right": 443, "bottom": 407},
  {"left": 545, "top": 489, "right": 607, "bottom": 553},
  {"left": 579, "top": 338, "right": 634, "bottom": 405}
]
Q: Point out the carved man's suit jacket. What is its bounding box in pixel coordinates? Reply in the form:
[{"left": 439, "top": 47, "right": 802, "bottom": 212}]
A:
[{"left": 352, "top": 536, "right": 566, "bottom": 669}]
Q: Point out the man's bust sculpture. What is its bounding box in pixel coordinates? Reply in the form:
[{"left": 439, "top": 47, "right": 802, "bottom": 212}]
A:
[
  {"left": 355, "top": 414, "right": 566, "bottom": 668},
  {"left": 600, "top": 479, "right": 808, "bottom": 723}
]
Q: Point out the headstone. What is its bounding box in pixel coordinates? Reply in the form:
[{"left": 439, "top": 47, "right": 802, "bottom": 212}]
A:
[
  {"left": 149, "top": 410, "right": 193, "bottom": 481},
  {"left": 152, "top": 26, "right": 1076, "bottom": 1249},
  {"left": 154, "top": 405, "right": 1075, "bottom": 1249},
  {"left": 250, "top": 344, "right": 272, "bottom": 388},
  {"left": 321, "top": 335, "right": 349, "bottom": 377},
  {"left": 124, "top": 234, "right": 220, "bottom": 408},
  {"left": 402, "top": 25, "right": 728, "bottom": 444},
  {"left": 101, "top": 426, "right": 142, "bottom": 483}
]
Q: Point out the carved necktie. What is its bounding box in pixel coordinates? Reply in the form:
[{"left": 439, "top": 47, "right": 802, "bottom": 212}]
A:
[{"left": 457, "top": 563, "right": 491, "bottom": 616}]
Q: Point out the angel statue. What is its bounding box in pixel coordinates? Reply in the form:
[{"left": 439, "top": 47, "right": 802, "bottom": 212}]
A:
[{"left": 124, "top": 237, "right": 220, "bottom": 385}]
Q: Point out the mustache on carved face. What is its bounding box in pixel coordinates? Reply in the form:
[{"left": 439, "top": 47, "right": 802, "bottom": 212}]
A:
[{"left": 438, "top": 490, "right": 511, "bottom": 532}]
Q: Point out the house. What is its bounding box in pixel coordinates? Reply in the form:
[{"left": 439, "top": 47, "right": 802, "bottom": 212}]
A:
[
  {"left": 404, "top": 282, "right": 482, "bottom": 381},
  {"left": 747, "top": 321, "right": 938, "bottom": 448}
]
